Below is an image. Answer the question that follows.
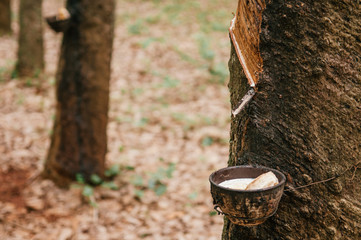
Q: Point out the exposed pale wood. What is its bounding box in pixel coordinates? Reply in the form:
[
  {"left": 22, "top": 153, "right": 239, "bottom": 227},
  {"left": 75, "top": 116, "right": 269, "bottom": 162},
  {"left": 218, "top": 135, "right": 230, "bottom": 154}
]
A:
[{"left": 229, "top": 0, "right": 266, "bottom": 87}]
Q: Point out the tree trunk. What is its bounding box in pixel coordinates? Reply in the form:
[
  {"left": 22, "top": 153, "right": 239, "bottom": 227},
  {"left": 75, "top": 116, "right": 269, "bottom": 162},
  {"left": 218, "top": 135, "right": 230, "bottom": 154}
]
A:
[
  {"left": 224, "top": 0, "right": 361, "bottom": 239},
  {"left": 16, "top": 0, "right": 44, "bottom": 77},
  {"left": 0, "top": 0, "right": 11, "bottom": 35},
  {"left": 43, "top": 0, "right": 115, "bottom": 187}
]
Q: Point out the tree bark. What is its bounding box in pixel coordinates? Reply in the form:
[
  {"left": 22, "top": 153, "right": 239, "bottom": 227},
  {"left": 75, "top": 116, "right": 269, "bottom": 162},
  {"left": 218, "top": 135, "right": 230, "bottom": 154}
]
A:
[
  {"left": 16, "top": 0, "right": 44, "bottom": 77},
  {"left": 224, "top": 0, "right": 361, "bottom": 239},
  {"left": 0, "top": 0, "right": 11, "bottom": 35},
  {"left": 43, "top": 0, "right": 115, "bottom": 187}
]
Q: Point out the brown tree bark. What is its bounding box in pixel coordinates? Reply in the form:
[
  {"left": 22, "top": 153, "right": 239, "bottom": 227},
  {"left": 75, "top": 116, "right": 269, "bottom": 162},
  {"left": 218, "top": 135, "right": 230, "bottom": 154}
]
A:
[
  {"left": 224, "top": 0, "right": 361, "bottom": 239},
  {"left": 0, "top": 0, "right": 11, "bottom": 35},
  {"left": 43, "top": 0, "right": 115, "bottom": 187},
  {"left": 16, "top": 0, "right": 44, "bottom": 77}
]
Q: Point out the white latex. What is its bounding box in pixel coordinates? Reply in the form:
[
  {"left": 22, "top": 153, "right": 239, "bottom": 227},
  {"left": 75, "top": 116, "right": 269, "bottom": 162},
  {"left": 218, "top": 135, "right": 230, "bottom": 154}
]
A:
[{"left": 219, "top": 178, "right": 255, "bottom": 190}]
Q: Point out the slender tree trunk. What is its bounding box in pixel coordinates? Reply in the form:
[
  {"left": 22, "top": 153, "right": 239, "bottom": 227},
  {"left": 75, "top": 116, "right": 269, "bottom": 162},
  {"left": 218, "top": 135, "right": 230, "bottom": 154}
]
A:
[
  {"left": 43, "top": 0, "right": 115, "bottom": 187},
  {"left": 224, "top": 0, "right": 361, "bottom": 239},
  {"left": 0, "top": 0, "right": 11, "bottom": 35},
  {"left": 16, "top": 0, "right": 44, "bottom": 77}
]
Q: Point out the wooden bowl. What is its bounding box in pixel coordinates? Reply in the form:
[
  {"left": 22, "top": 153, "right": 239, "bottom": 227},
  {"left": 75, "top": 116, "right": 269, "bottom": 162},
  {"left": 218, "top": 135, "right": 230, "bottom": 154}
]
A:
[
  {"left": 209, "top": 165, "right": 286, "bottom": 226},
  {"left": 45, "top": 16, "right": 70, "bottom": 33}
]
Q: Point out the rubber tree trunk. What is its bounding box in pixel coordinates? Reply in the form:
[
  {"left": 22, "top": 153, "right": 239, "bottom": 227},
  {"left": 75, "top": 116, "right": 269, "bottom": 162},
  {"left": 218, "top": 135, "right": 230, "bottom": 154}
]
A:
[
  {"left": 0, "top": 0, "right": 11, "bottom": 35},
  {"left": 43, "top": 0, "right": 115, "bottom": 187},
  {"left": 16, "top": 0, "right": 44, "bottom": 77},
  {"left": 224, "top": 0, "right": 361, "bottom": 239}
]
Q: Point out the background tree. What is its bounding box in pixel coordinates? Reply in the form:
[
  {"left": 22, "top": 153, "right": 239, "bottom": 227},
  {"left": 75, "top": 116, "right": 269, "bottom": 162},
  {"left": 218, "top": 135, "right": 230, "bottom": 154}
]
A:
[
  {"left": 0, "top": 0, "right": 11, "bottom": 35},
  {"left": 16, "top": 0, "right": 44, "bottom": 77},
  {"left": 224, "top": 0, "right": 361, "bottom": 239},
  {"left": 43, "top": 0, "right": 115, "bottom": 187}
]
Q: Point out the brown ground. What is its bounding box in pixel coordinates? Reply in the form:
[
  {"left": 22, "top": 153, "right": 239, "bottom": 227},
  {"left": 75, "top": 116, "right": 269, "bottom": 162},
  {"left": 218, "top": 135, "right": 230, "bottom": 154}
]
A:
[{"left": 0, "top": 0, "right": 236, "bottom": 239}]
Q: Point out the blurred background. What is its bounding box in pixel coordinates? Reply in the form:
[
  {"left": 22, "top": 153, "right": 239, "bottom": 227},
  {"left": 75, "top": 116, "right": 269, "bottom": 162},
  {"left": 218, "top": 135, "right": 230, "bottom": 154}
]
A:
[{"left": 0, "top": 0, "right": 237, "bottom": 239}]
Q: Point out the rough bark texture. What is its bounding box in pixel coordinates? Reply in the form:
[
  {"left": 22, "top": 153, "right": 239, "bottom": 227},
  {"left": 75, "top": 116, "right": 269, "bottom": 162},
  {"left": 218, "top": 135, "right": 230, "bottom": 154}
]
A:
[
  {"left": 224, "top": 0, "right": 361, "bottom": 239},
  {"left": 16, "top": 0, "right": 44, "bottom": 77},
  {"left": 0, "top": 0, "right": 11, "bottom": 35},
  {"left": 43, "top": 0, "right": 115, "bottom": 187}
]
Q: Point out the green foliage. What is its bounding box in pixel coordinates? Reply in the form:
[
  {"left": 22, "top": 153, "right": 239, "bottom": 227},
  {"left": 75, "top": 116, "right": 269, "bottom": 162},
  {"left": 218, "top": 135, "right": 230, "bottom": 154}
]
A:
[
  {"left": 135, "top": 117, "right": 149, "bottom": 127},
  {"left": 209, "top": 211, "right": 217, "bottom": 216},
  {"left": 0, "top": 61, "right": 15, "bottom": 82},
  {"left": 166, "top": 162, "right": 176, "bottom": 178},
  {"left": 149, "top": 162, "right": 176, "bottom": 181},
  {"left": 172, "top": 46, "right": 198, "bottom": 65},
  {"left": 171, "top": 112, "right": 186, "bottom": 122},
  {"left": 11, "top": 69, "right": 18, "bottom": 79},
  {"left": 23, "top": 76, "right": 42, "bottom": 88},
  {"left": 118, "top": 0, "right": 231, "bottom": 86},
  {"left": 145, "top": 15, "right": 161, "bottom": 24},
  {"left": 139, "top": 37, "right": 164, "bottom": 48},
  {"left": 0, "top": 68, "right": 6, "bottom": 83},
  {"left": 48, "top": 76, "right": 55, "bottom": 86},
  {"left": 76, "top": 173, "right": 85, "bottom": 184},
  {"left": 89, "top": 201, "right": 98, "bottom": 208},
  {"left": 209, "top": 62, "right": 229, "bottom": 84},
  {"left": 118, "top": 145, "right": 125, "bottom": 152},
  {"left": 134, "top": 189, "right": 144, "bottom": 198},
  {"left": 128, "top": 19, "right": 146, "bottom": 35},
  {"left": 131, "top": 175, "right": 144, "bottom": 187},
  {"left": 132, "top": 87, "right": 144, "bottom": 96},
  {"left": 131, "top": 162, "right": 176, "bottom": 198},
  {"left": 152, "top": 71, "right": 180, "bottom": 89},
  {"left": 154, "top": 184, "right": 167, "bottom": 196},
  {"left": 199, "top": 115, "right": 214, "bottom": 125},
  {"left": 139, "top": 233, "right": 152, "bottom": 239},
  {"left": 82, "top": 185, "right": 94, "bottom": 197},
  {"left": 202, "top": 136, "right": 214, "bottom": 146},
  {"left": 33, "top": 68, "right": 41, "bottom": 78},
  {"left": 125, "top": 165, "right": 135, "bottom": 171},
  {"left": 156, "top": 97, "right": 169, "bottom": 108},
  {"left": 197, "top": 34, "right": 215, "bottom": 61},
  {"left": 105, "top": 164, "right": 121, "bottom": 177},
  {"left": 116, "top": 116, "right": 132, "bottom": 124},
  {"left": 72, "top": 166, "right": 125, "bottom": 206},
  {"left": 101, "top": 181, "right": 119, "bottom": 190},
  {"left": 16, "top": 94, "right": 25, "bottom": 105},
  {"left": 211, "top": 22, "right": 228, "bottom": 32},
  {"left": 162, "top": 3, "right": 184, "bottom": 25},
  {"left": 90, "top": 174, "right": 102, "bottom": 185},
  {"left": 188, "top": 191, "right": 198, "bottom": 200},
  {"left": 170, "top": 112, "right": 197, "bottom": 131},
  {"left": 170, "top": 112, "right": 223, "bottom": 132},
  {"left": 195, "top": 34, "right": 230, "bottom": 85},
  {"left": 75, "top": 173, "right": 95, "bottom": 204},
  {"left": 161, "top": 76, "right": 179, "bottom": 88},
  {"left": 151, "top": 0, "right": 161, "bottom": 4}
]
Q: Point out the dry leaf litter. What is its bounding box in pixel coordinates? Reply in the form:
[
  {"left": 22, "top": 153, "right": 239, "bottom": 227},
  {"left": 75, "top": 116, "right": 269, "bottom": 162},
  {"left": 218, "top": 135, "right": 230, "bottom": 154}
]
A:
[{"left": 0, "top": 0, "right": 236, "bottom": 239}]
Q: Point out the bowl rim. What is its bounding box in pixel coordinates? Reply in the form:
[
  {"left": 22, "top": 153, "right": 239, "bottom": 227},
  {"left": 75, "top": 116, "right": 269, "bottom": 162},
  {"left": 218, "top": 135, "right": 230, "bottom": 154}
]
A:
[{"left": 209, "top": 165, "right": 286, "bottom": 193}]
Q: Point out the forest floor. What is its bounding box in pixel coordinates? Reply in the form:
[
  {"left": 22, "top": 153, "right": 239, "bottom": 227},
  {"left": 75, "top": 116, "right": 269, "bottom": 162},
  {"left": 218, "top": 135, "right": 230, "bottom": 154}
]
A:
[{"left": 0, "top": 0, "right": 237, "bottom": 239}]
